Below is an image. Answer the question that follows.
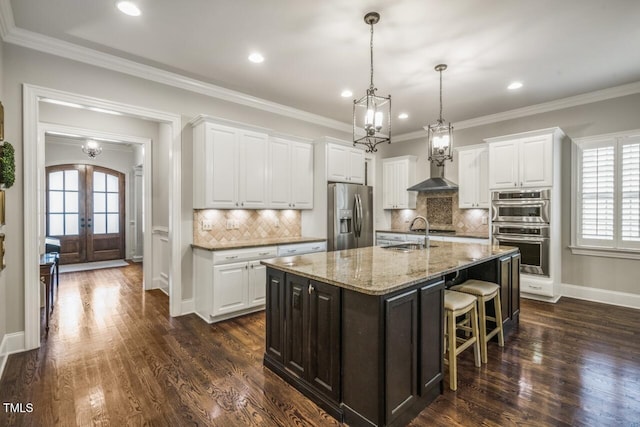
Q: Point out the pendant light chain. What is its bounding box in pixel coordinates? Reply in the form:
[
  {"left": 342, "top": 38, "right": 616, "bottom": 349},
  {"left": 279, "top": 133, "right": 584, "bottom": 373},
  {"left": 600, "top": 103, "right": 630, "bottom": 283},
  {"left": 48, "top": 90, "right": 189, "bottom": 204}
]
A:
[
  {"left": 439, "top": 68, "right": 443, "bottom": 123},
  {"left": 369, "top": 21, "right": 374, "bottom": 89}
]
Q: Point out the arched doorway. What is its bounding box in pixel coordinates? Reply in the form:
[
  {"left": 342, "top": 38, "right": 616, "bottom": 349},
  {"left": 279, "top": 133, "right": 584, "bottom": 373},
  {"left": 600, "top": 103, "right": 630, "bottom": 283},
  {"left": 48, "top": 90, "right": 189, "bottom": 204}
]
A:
[{"left": 46, "top": 164, "right": 125, "bottom": 264}]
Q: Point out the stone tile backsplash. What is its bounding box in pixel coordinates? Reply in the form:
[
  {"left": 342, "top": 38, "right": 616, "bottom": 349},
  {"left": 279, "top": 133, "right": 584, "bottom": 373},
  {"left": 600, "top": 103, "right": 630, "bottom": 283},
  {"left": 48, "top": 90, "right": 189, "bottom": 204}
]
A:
[
  {"left": 193, "top": 209, "right": 301, "bottom": 246},
  {"left": 390, "top": 192, "right": 489, "bottom": 235}
]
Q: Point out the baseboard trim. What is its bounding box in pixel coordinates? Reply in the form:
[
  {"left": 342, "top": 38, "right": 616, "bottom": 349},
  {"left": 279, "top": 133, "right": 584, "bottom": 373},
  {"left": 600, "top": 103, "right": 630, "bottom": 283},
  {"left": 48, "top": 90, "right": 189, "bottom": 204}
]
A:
[
  {"left": 181, "top": 299, "right": 195, "bottom": 315},
  {"left": 562, "top": 283, "right": 640, "bottom": 310},
  {"left": 521, "top": 292, "right": 562, "bottom": 303},
  {"left": 152, "top": 276, "right": 169, "bottom": 290},
  {"left": 0, "top": 332, "right": 26, "bottom": 381}
]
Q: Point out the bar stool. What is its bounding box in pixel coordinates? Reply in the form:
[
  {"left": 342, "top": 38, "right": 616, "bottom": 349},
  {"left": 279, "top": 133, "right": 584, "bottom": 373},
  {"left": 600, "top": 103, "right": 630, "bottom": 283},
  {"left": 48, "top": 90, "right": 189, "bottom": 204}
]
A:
[
  {"left": 450, "top": 279, "right": 504, "bottom": 364},
  {"left": 443, "top": 290, "right": 481, "bottom": 391}
]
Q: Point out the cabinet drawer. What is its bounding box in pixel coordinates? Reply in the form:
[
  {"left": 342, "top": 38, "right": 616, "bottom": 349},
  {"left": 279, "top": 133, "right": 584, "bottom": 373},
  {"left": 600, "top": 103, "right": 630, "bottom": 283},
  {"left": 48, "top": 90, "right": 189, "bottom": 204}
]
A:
[
  {"left": 521, "top": 280, "right": 553, "bottom": 297},
  {"left": 376, "top": 233, "right": 407, "bottom": 242},
  {"left": 213, "top": 246, "right": 278, "bottom": 264},
  {"left": 277, "top": 241, "right": 327, "bottom": 256}
]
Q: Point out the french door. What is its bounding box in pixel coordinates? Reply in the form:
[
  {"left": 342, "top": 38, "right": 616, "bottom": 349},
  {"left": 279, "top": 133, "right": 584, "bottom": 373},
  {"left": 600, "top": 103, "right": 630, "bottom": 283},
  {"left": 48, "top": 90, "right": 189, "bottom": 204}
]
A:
[{"left": 46, "top": 164, "right": 125, "bottom": 264}]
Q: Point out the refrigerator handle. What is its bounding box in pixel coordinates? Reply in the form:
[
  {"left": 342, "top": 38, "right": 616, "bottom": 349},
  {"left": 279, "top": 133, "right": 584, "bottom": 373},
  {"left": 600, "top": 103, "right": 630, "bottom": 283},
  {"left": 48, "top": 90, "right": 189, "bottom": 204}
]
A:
[
  {"left": 353, "top": 194, "right": 360, "bottom": 238},
  {"left": 356, "top": 194, "right": 363, "bottom": 238}
]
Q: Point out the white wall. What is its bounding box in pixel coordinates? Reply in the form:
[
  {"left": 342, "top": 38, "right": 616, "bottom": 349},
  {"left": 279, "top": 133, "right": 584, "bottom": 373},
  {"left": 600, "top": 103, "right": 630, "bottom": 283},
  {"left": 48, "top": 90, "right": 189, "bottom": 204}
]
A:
[
  {"left": 379, "top": 93, "right": 640, "bottom": 296},
  {"left": 1, "top": 43, "right": 351, "bottom": 334}
]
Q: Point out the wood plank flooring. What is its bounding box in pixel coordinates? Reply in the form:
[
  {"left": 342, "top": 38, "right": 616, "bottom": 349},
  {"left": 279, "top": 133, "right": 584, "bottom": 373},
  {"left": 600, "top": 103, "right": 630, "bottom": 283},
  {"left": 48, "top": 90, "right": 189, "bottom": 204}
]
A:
[{"left": 1, "top": 263, "right": 639, "bottom": 426}]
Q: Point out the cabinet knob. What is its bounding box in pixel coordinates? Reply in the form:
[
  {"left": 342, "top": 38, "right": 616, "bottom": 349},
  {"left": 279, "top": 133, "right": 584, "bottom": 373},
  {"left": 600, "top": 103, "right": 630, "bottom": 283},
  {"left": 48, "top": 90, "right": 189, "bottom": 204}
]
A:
[
  {"left": 520, "top": 182, "right": 523, "bottom": 187},
  {"left": 236, "top": 202, "right": 239, "bottom": 206},
  {"left": 241, "top": 202, "right": 244, "bottom": 206},
  {"left": 308, "top": 284, "right": 314, "bottom": 294},
  {"left": 514, "top": 183, "right": 517, "bottom": 186}
]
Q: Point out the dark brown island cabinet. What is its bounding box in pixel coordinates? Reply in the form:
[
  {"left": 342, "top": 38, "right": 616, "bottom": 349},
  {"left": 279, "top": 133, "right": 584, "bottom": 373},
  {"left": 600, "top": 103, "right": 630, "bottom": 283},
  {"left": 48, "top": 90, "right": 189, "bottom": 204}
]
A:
[{"left": 264, "top": 250, "right": 520, "bottom": 427}]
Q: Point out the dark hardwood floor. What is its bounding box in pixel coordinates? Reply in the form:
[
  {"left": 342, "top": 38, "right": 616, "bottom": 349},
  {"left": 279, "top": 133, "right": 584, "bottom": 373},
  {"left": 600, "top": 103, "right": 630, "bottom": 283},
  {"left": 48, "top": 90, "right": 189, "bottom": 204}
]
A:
[{"left": 1, "top": 263, "right": 639, "bottom": 426}]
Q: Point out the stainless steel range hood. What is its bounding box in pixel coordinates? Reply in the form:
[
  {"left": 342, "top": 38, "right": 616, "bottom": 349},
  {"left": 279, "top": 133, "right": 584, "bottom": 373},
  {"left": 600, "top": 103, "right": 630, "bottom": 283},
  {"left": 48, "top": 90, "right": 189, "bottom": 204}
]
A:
[{"left": 407, "top": 162, "right": 458, "bottom": 192}]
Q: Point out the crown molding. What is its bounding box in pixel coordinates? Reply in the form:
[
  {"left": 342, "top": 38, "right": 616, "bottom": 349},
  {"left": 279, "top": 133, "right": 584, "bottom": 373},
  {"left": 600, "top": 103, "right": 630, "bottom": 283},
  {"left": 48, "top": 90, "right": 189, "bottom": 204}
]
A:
[{"left": 0, "top": 11, "right": 352, "bottom": 134}]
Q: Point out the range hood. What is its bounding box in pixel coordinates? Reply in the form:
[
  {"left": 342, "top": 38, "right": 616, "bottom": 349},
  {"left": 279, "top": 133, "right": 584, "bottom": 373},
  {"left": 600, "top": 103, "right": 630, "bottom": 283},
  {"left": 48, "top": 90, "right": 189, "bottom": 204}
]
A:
[{"left": 407, "top": 162, "right": 458, "bottom": 192}]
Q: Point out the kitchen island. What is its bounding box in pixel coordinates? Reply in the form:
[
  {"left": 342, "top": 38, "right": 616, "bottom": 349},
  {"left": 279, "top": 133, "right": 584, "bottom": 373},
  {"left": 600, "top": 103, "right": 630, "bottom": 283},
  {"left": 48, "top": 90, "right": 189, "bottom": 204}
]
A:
[{"left": 261, "top": 242, "right": 520, "bottom": 427}]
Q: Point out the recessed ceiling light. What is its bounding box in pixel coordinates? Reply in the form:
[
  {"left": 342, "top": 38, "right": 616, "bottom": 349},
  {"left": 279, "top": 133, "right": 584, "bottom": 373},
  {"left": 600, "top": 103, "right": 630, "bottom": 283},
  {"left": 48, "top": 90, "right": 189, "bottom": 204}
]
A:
[
  {"left": 117, "top": 1, "right": 141, "bottom": 16},
  {"left": 398, "top": 113, "right": 409, "bottom": 119},
  {"left": 508, "top": 81, "right": 523, "bottom": 90},
  {"left": 341, "top": 90, "right": 353, "bottom": 98},
  {"left": 40, "top": 98, "right": 84, "bottom": 109},
  {"left": 248, "top": 52, "right": 265, "bottom": 63}
]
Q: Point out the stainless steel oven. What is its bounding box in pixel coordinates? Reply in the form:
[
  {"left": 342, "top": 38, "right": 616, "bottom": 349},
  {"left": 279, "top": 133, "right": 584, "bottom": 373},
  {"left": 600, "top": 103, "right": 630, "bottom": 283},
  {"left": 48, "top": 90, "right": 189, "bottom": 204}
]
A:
[
  {"left": 492, "top": 223, "right": 550, "bottom": 276},
  {"left": 491, "top": 189, "right": 551, "bottom": 223}
]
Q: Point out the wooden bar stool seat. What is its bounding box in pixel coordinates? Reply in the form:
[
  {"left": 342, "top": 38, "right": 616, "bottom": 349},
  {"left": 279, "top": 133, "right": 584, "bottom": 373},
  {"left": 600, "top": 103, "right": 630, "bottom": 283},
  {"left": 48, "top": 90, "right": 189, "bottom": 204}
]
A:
[
  {"left": 443, "top": 290, "right": 481, "bottom": 391},
  {"left": 450, "top": 279, "right": 504, "bottom": 364}
]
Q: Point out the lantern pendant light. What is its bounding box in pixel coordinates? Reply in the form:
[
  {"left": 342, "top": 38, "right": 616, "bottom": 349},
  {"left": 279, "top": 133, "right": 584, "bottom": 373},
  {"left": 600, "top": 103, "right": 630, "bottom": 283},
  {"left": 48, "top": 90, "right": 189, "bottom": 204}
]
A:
[
  {"left": 427, "top": 64, "right": 453, "bottom": 166},
  {"left": 353, "top": 12, "right": 391, "bottom": 153}
]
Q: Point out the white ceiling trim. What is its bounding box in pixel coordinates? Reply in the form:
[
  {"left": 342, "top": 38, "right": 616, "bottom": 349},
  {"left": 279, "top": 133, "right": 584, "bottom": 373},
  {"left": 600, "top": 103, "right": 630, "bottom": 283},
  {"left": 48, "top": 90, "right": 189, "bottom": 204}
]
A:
[
  {"left": 0, "top": 1, "right": 352, "bottom": 134},
  {"left": 393, "top": 80, "right": 640, "bottom": 142}
]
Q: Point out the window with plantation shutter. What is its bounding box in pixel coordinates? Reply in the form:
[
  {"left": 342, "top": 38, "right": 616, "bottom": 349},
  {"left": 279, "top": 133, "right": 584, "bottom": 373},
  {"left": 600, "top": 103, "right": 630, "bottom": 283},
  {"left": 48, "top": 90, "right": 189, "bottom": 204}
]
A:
[{"left": 572, "top": 131, "right": 640, "bottom": 257}]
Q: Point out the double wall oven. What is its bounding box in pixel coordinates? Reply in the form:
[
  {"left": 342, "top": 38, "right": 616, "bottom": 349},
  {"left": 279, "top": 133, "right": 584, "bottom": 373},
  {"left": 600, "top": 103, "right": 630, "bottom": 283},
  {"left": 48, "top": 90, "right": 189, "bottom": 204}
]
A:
[{"left": 492, "top": 189, "right": 550, "bottom": 276}]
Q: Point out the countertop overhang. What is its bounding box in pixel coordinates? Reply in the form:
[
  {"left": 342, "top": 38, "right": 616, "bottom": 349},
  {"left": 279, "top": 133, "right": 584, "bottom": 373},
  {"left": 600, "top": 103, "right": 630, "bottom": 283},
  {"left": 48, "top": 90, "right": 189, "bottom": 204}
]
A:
[
  {"left": 192, "top": 236, "right": 326, "bottom": 251},
  {"left": 261, "top": 242, "right": 518, "bottom": 295}
]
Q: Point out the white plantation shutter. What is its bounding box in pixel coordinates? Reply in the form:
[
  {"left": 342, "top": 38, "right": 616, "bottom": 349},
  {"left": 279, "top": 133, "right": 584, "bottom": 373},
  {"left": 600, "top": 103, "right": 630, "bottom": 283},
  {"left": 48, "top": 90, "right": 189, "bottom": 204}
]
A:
[
  {"left": 580, "top": 145, "right": 614, "bottom": 241},
  {"left": 575, "top": 133, "right": 640, "bottom": 252},
  {"left": 621, "top": 140, "right": 640, "bottom": 243}
]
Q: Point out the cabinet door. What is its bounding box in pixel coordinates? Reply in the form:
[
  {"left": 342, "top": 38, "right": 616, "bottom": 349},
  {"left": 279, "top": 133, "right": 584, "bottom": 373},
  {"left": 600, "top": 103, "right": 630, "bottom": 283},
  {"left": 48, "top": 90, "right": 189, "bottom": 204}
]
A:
[
  {"left": 489, "top": 140, "right": 518, "bottom": 189},
  {"left": 239, "top": 131, "right": 268, "bottom": 208},
  {"left": 248, "top": 260, "right": 267, "bottom": 307},
  {"left": 395, "top": 161, "right": 411, "bottom": 208},
  {"left": 385, "top": 289, "right": 418, "bottom": 425},
  {"left": 348, "top": 148, "right": 365, "bottom": 184},
  {"left": 458, "top": 149, "right": 478, "bottom": 208},
  {"left": 510, "top": 253, "right": 521, "bottom": 319},
  {"left": 382, "top": 161, "right": 396, "bottom": 209},
  {"left": 476, "top": 148, "right": 490, "bottom": 208},
  {"left": 308, "top": 280, "right": 341, "bottom": 402},
  {"left": 290, "top": 142, "right": 314, "bottom": 209},
  {"left": 284, "top": 274, "right": 309, "bottom": 379},
  {"left": 268, "top": 138, "right": 292, "bottom": 208},
  {"left": 208, "top": 124, "right": 239, "bottom": 208},
  {"left": 265, "top": 268, "right": 285, "bottom": 362},
  {"left": 498, "top": 256, "right": 511, "bottom": 323},
  {"left": 519, "top": 135, "right": 552, "bottom": 187},
  {"left": 212, "top": 262, "right": 248, "bottom": 316},
  {"left": 327, "top": 144, "right": 349, "bottom": 182},
  {"left": 419, "top": 280, "right": 444, "bottom": 394}
]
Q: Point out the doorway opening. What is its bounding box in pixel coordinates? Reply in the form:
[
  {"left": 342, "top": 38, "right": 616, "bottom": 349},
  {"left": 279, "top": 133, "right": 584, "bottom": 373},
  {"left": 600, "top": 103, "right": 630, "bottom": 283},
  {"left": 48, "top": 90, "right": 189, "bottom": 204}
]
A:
[{"left": 46, "top": 164, "right": 126, "bottom": 264}]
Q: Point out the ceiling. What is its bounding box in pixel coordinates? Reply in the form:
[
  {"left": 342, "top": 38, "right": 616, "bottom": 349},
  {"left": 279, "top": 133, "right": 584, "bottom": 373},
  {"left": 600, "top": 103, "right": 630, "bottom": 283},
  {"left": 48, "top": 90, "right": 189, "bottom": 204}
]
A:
[{"left": 8, "top": 0, "right": 640, "bottom": 136}]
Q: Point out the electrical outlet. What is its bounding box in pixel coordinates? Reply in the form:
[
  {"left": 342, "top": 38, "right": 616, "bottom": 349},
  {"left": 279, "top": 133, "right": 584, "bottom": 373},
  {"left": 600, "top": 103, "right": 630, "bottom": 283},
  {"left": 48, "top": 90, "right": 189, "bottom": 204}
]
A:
[
  {"left": 481, "top": 216, "right": 488, "bottom": 225},
  {"left": 202, "top": 220, "right": 213, "bottom": 231},
  {"left": 233, "top": 220, "right": 240, "bottom": 229},
  {"left": 274, "top": 218, "right": 280, "bottom": 228},
  {"left": 226, "top": 220, "right": 233, "bottom": 230}
]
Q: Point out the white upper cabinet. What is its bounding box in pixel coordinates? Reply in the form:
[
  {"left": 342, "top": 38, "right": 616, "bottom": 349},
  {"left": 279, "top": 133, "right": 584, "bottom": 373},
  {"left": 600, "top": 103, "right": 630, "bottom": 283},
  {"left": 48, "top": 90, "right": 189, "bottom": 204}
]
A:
[
  {"left": 327, "top": 142, "right": 365, "bottom": 184},
  {"left": 192, "top": 116, "right": 312, "bottom": 209},
  {"left": 487, "top": 131, "right": 554, "bottom": 189},
  {"left": 382, "top": 156, "right": 417, "bottom": 209},
  {"left": 268, "top": 136, "right": 314, "bottom": 209},
  {"left": 194, "top": 120, "right": 268, "bottom": 209},
  {"left": 457, "top": 145, "right": 489, "bottom": 208}
]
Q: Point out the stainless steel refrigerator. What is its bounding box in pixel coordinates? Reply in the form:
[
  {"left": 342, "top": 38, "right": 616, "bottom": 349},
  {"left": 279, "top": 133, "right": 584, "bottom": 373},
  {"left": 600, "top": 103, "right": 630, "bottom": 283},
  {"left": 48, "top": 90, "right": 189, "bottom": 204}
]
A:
[{"left": 327, "top": 183, "right": 373, "bottom": 251}]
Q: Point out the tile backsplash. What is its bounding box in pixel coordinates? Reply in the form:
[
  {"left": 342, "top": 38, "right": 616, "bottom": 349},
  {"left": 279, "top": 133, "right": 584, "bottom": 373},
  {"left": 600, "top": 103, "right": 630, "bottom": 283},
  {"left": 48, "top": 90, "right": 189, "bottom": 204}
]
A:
[
  {"left": 193, "top": 209, "right": 301, "bottom": 246},
  {"left": 390, "top": 192, "right": 489, "bottom": 235}
]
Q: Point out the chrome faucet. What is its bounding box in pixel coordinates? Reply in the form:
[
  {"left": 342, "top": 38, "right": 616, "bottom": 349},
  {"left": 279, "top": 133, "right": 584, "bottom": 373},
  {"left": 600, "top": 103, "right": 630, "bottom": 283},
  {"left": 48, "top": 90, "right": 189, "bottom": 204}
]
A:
[{"left": 409, "top": 216, "right": 430, "bottom": 248}]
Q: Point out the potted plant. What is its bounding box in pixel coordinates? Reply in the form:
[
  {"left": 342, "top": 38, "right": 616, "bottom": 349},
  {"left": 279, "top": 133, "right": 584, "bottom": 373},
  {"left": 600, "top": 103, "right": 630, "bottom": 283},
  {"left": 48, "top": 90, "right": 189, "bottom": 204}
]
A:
[{"left": 0, "top": 141, "right": 15, "bottom": 188}]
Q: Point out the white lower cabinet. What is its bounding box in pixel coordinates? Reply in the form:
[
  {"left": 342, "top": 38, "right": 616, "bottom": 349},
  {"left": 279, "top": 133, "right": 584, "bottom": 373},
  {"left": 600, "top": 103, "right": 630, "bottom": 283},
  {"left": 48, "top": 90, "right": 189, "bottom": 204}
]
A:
[{"left": 194, "top": 241, "right": 326, "bottom": 323}]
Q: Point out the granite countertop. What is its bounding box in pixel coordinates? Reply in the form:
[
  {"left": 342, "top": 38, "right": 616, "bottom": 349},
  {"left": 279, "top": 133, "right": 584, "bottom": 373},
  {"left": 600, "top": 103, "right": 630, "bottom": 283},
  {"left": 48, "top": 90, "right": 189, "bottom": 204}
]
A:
[
  {"left": 376, "top": 229, "right": 490, "bottom": 239},
  {"left": 261, "top": 242, "right": 517, "bottom": 296},
  {"left": 192, "top": 236, "right": 326, "bottom": 251}
]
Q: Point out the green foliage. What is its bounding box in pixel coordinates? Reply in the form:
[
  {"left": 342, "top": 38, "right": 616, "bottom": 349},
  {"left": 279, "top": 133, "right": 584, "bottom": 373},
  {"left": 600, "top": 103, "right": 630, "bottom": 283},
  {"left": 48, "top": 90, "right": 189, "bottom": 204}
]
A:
[{"left": 0, "top": 141, "right": 16, "bottom": 188}]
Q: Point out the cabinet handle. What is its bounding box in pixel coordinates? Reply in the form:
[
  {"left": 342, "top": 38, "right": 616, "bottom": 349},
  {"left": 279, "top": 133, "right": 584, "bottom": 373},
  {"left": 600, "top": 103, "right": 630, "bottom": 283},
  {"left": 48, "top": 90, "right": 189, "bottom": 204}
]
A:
[
  {"left": 258, "top": 252, "right": 270, "bottom": 256},
  {"left": 311, "top": 246, "right": 320, "bottom": 250},
  {"left": 235, "top": 202, "right": 239, "bottom": 206},
  {"left": 245, "top": 265, "right": 249, "bottom": 270},
  {"left": 308, "top": 284, "right": 314, "bottom": 294},
  {"left": 225, "top": 255, "right": 238, "bottom": 259},
  {"left": 520, "top": 182, "right": 523, "bottom": 187},
  {"left": 241, "top": 202, "right": 244, "bottom": 206},
  {"left": 529, "top": 285, "right": 542, "bottom": 290},
  {"left": 514, "top": 183, "right": 517, "bottom": 186},
  {"left": 250, "top": 264, "right": 254, "bottom": 269},
  {"left": 286, "top": 249, "right": 297, "bottom": 253},
  {"left": 292, "top": 203, "right": 295, "bottom": 208}
]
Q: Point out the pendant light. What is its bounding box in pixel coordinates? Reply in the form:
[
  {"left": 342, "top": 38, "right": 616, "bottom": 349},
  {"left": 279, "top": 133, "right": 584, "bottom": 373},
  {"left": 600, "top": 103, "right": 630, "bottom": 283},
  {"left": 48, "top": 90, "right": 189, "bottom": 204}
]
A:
[
  {"left": 427, "top": 64, "right": 453, "bottom": 166},
  {"left": 82, "top": 139, "right": 103, "bottom": 158},
  {"left": 353, "top": 12, "right": 391, "bottom": 153}
]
